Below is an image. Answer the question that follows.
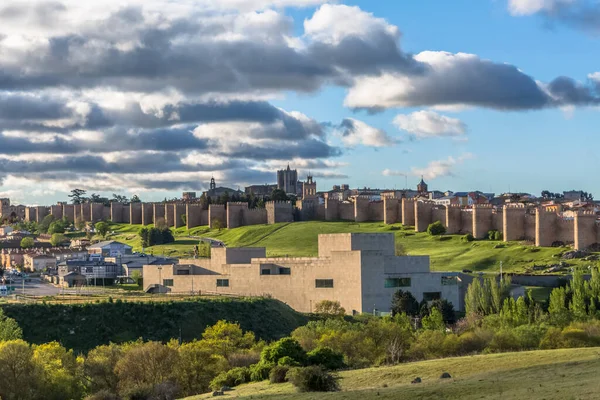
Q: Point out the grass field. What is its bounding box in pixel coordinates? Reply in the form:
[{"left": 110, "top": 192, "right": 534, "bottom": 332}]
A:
[
  {"left": 185, "top": 347, "right": 600, "bottom": 400},
  {"left": 102, "top": 221, "right": 592, "bottom": 273}
]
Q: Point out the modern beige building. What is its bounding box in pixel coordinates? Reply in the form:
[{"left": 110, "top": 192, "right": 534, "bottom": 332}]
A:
[{"left": 143, "top": 233, "right": 466, "bottom": 313}]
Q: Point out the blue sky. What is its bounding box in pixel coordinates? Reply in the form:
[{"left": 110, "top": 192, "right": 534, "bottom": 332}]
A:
[{"left": 0, "top": 0, "right": 598, "bottom": 204}]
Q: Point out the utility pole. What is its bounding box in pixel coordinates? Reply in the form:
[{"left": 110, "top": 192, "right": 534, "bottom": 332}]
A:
[
  {"left": 500, "top": 261, "right": 503, "bottom": 282},
  {"left": 157, "top": 266, "right": 162, "bottom": 295}
]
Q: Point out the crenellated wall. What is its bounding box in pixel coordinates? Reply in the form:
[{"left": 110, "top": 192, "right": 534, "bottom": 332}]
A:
[
  {"left": 503, "top": 204, "right": 526, "bottom": 241},
  {"left": 445, "top": 205, "right": 462, "bottom": 234},
  {"left": 50, "top": 205, "right": 62, "bottom": 219},
  {"left": 111, "top": 203, "right": 125, "bottom": 223},
  {"left": 130, "top": 202, "right": 142, "bottom": 225},
  {"left": 36, "top": 206, "right": 48, "bottom": 223},
  {"left": 186, "top": 204, "right": 204, "bottom": 229},
  {"left": 246, "top": 208, "right": 267, "bottom": 225},
  {"left": 165, "top": 204, "right": 175, "bottom": 227},
  {"left": 339, "top": 202, "right": 354, "bottom": 221},
  {"left": 90, "top": 203, "right": 105, "bottom": 222},
  {"left": 536, "top": 207, "right": 558, "bottom": 247},
  {"left": 63, "top": 204, "right": 76, "bottom": 222},
  {"left": 153, "top": 203, "right": 165, "bottom": 226},
  {"left": 472, "top": 204, "right": 493, "bottom": 239},
  {"left": 460, "top": 209, "right": 473, "bottom": 233},
  {"left": 142, "top": 203, "right": 154, "bottom": 226},
  {"left": 368, "top": 201, "right": 384, "bottom": 221},
  {"left": 354, "top": 197, "right": 370, "bottom": 222},
  {"left": 173, "top": 204, "right": 186, "bottom": 228},
  {"left": 227, "top": 202, "right": 249, "bottom": 229},
  {"left": 325, "top": 198, "right": 339, "bottom": 221},
  {"left": 574, "top": 212, "right": 598, "bottom": 250},
  {"left": 209, "top": 204, "right": 226, "bottom": 229},
  {"left": 383, "top": 197, "right": 400, "bottom": 224},
  {"left": 401, "top": 198, "right": 415, "bottom": 226},
  {"left": 25, "top": 207, "right": 37, "bottom": 223},
  {"left": 415, "top": 201, "right": 434, "bottom": 232},
  {"left": 266, "top": 201, "right": 294, "bottom": 224}
]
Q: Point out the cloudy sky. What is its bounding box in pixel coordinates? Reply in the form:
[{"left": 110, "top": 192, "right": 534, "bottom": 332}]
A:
[{"left": 0, "top": 0, "right": 599, "bottom": 204}]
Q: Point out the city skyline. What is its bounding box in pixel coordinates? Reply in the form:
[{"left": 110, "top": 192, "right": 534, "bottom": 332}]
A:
[{"left": 0, "top": 0, "right": 598, "bottom": 204}]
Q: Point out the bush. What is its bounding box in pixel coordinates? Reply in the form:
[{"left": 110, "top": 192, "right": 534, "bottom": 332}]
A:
[
  {"left": 249, "top": 362, "right": 274, "bottom": 382},
  {"left": 269, "top": 365, "right": 289, "bottom": 384},
  {"left": 20, "top": 237, "right": 34, "bottom": 249},
  {"left": 461, "top": 233, "right": 474, "bottom": 243},
  {"left": 261, "top": 338, "right": 306, "bottom": 366},
  {"left": 278, "top": 356, "right": 300, "bottom": 367},
  {"left": 209, "top": 367, "right": 251, "bottom": 390},
  {"left": 313, "top": 300, "right": 345, "bottom": 317},
  {"left": 307, "top": 347, "right": 345, "bottom": 370},
  {"left": 286, "top": 366, "right": 339, "bottom": 392},
  {"left": 427, "top": 221, "right": 446, "bottom": 236},
  {"left": 494, "top": 231, "right": 503, "bottom": 241}
]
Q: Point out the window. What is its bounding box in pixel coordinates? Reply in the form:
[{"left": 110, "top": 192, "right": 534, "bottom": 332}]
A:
[
  {"left": 176, "top": 269, "right": 190, "bottom": 275},
  {"left": 423, "top": 292, "right": 441, "bottom": 301},
  {"left": 216, "top": 279, "right": 229, "bottom": 287},
  {"left": 261, "top": 269, "right": 271, "bottom": 275},
  {"left": 315, "top": 279, "right": 334, "bottom": 288},
  {"left": 441, "top": 276, "right": 458, "bottom": 285},
  {"left": 163, "top": 279, "right": 174, "bottom": 287},
  {"left": 384, "top": 278, "right": 411, "bottom": 288},
  {"left": 279, "top": 267, "right": 291, "bottom": 275}
]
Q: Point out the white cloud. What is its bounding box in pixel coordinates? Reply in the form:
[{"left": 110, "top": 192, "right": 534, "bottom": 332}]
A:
[
  {"left": 337, "top": 118, "right": 397, "bottom": 148},
  {"left": 508, "top": 0, "right": 576, "bottom": 15},
  {"left": 393, "top": 110, "right": 467, "bottom": 138},
  {"left": 409, "top": 153, "right": 473, "bottom": 180},
  {"left": 304, "top": 4, "right": 399, "bottom": 45},
  {"left": 589, "top": 72, "right": 600, "bottom": 83},
  {"left": 382, "top": 169, "right": 406, "bottom": 177}
]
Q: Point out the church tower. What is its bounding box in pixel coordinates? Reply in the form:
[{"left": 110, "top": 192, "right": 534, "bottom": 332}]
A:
[
  {"left": 417, "top": 176, "right": 428, "bottom": 194},
  {"left": 210, "top": 177, "right": 216, "bottom": 191},
  {"left": 302, "top": 174, "right": 317, "bottom": 201}
]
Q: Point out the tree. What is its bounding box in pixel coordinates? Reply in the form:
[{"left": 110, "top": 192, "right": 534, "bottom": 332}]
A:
[
  {"left": 201, "top": 320, "right": 256, "bottom": 358},
  {"left": 130, "top": 194, "right": 142, "bottom": 203},
  {"left": 139, "top": 227, "right": 150, "bottom": 248},
  {"left": 50, "top": 234, "right": 67, "bottom": 247},
  {"left": 430, "top": 299, "right": 456, "bottom": 324},
  {"left": 155, "top": 217, "right": 168, "bottom": 231},
  {"left": 95, "top": 221, "right": 109, "bottom": 238},
  {"left": 84, "top": 343, "right": 123, "bottom": 395},
  {"left": 89, "top": 193, "right": 102, "bottom": 203},
  {"left": 68, "top": 188, "right": 87, "bottom": 204},
  {"left": 427, "top": 221, "right": 446, "bottom": 236},
  {"left": 0, "top": 340, "right": 40, "bottom": 400},
  {"left": 33, "top": 342, "right": 84, "bottom": 400},
  {"left": 112, "top": 194, "right": 127, "bottom": 203},
  {"left": 20, "top": 236, "right": 35, "bottom": 249},
  {"left": 0, "top": 309, "right": 22, "bottom": 341},
  {"left": 314, "top": 300, "right": 346, "bottom": 317},
  {"left": 271, "top": 189, "right": 288, "bottom": 201},
  {"left": 261, "top": 338, "right": 307, "bottom": 365},
  {"left": 74, "top": 217, "right": 86, "bottom": 231},
  {"left": 175, "top": 341, "right": 227, "bottom": 396},
  {"left": 211, "top": 218, "right": 222, "bottom": 231},
  {"left": 48, "top": 220, "right": 66, "bottom": 234},
  {"left": 391, "top": 290, "right": 420, "bottom": 317},
  {"left": 39, "top": 214, "right": 56, "bottom": 234},
  {"left": 421, "top": 307, "right": 445, "bottom": 331}
]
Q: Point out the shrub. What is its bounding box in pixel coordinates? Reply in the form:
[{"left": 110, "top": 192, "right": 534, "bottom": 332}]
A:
[
  {"left": 269, "top": 365, "right": 289, "bottom": 384},
  {"left": 209, "top": 367, "right": 251, "bottom": 390},
  {"left": 20, "top": 237, "right": 34, "bottom": 249},
  {"left": 457, "top": 330, "right": 491, "bottom": 354},
  {"left": 249, "top": 362, "right": 274, "bottom": 382},
  {"left": 286, "top": 366, "right": 339, "bottom": 392},
  {"left": 494, "top": 231, "right": 503, "bottom": 241},
  {"left": 307, "top": 347, "right": 345, "bottom": 370},
  {"left": 427, "top": 221, "right": 446, "bottom": 236},
  {"left": 313, "top": 300, "right": 346, "bottom": 317},
  {"left": 277, "top": 356, "right": 300, "bottom": 367},
  {"left": 261, "top": 338, "right": 306, "bottom": 366}
]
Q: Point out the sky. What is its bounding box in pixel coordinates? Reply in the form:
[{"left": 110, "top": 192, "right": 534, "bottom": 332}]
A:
[{"left": 0, "top": 0, "right": 599, "bottom": 204}]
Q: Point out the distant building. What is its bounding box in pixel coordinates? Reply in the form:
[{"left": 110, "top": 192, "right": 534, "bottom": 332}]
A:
[
  {"left": 203, "top": 177, "right": 243, "bottom": 201},
  {"left": 302, "top": 175, "right": 317, "bottom": 201},
  {"left": 87, "top": 241, "right": 133, "bottom": 257},
  {"left": 277, "top": 165, "right": 301, "bottom": 196},
  {"left": 245, "top": 184, "right": 278, "bottom": 199},
  {"left": 0, "top": 226, "right": 13, "bottom": 236},
  {"left": 182, "top": 192, "right": 197, "bottom": 201},
  {"left": 417, "top": 177, "right": 428, "bottom": 194},
  {"left": 143, "top": 233, "right": 467, "bottom": 313}
]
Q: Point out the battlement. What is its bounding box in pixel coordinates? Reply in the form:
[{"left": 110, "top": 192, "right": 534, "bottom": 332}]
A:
[
  {"left": 504, "top": 203, "right": 526, "bottom": 209},
  {"left": 577, "top": 211, "right": 597, "bottom": 216},
  {"left": 472, "top": 204, "right": 493, "bottom": 209},
  {"left": 227, "top": 202, "right": 249, "bottom": 206},
  {"left": 266, "top": 201, "right": 292, "bottom": 206},
  {"left": 210, "top": 204, "right": 226, "bottom": 209}
]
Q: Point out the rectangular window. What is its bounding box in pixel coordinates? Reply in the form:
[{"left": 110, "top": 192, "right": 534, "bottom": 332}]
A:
[
  {"left": 163, "top": 279, "right": 174, "bottom": 287},
  {"left": 279, "top": 267, "right": 291, "bottom": 275},
  {"left": 176, "top": 269, "right": 190, "bottom": 275},
  {"left": 384, "top": 278, "right": 411, "bottom": 288},
  {"left": 261, "top": 269, "right": 271, "bottom": 275},
  {"left": 315, "top": 279, "right": 334, "bottom": 288},
  {"left": 423, "top": 292, "right": 441, "bottom": 301},
  {"left": 441, "top": 276, "right": 458, "bottom": 285},
  {"left": 216, "top": 279, "right": 229, "bottom": 287}
]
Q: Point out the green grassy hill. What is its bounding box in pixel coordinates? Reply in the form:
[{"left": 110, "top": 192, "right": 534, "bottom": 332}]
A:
[
  {"left": 1, "top": 297, "right": 308, "bottom": 353},
  {"left": 185, "top": 347, "right": 600, "bottom": 400},
  {"left": 104, "top": 221, "right": 587, "bottom": 273}
]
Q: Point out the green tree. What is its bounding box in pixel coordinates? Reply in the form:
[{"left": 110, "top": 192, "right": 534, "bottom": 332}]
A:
[
  {"left": 95, "top": 221, "right": 109, "bottom": 238},
  {"left": 130, "top": 195, "right": 142, "bottom": 203},
  {"left": 271, "top": 189, "right": 288, "bottom": 201},
  {"left": 261, "top": 338, "right": 307, "bottom": 365},
  {"left": 175, "top": 341, "right": 227, "bottom": 396},
  {"left": 430, "top": 299, "right": 456, "bottom": 324},
  {"left": 50, "top": 234, "right": 67, "bottom": 247},
  {"left": 422, "top": 307, "right": 445, "bottom": 331},
  {"left": 20, "top": 236, "right": 35, "bottom": 249},
  {"left": 74, "top": 217, "right": 86, "bottom": 231},
  {"left": 139, "top": 227, "right": 150, "bottom": 248},
  {"left": 68, "top": 188, "right": 87, "bottom": 204},
  {"left": 569, "top": 268, "right": 588, "bottom": 321},
  {"left": 0, "top": 340, "right": 40, "bottom": 400},
  {"left": 33, "top": 342, "right": 84, "bottom": 400},
  {"left": 549, "top": 286, "right": 570, "bottom": 326},
  {"left": 112, "top": 194, "right": 127, "bottom": 203},
  {"left": 391, "top": 290, "right": 419, "bottom": 316},
  {"left": 48, "top": 220, "right": 66, "bottom": 234},
  {"left": 314, "top": 300, "right": 346, "bottom": 317},
  {"left": 211, "top": 218, "right": 222, "bottom": 231},
  {"left": 0, "top": 309, "right": 22, "bottom": 341},
  {"left": 83, "top": 343, "right": 123, "bottom": 395},
  {"left": 201, "top": 321, "right": 256, "bottom": 359},
  {"left": 427, "top": 221, "right": 446, "bottom": 236}
]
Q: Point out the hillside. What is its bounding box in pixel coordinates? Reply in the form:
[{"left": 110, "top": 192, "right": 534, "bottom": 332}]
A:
[
  {"left": 186, "top": 347, "right": 600, "bottom": 399},
  {"left": 1, "top": 297, "right": 308, "bottom": 353},
  {"left": 104, "top": 221, "right": 587, "bottom": 273}
]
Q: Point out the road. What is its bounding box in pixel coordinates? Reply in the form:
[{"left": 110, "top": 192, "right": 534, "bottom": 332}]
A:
[
  {"left": 2, "top": 277, "right": 61, "bottom": 296},
  {"left": 188, "top": 236, "right": 226, "bottom": 247}
]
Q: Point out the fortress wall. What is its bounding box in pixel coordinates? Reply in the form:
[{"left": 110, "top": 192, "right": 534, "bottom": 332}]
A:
[
  {"left": 201, "top": 210, "right": 209, "bottom": 226},
  {"left": 80, "top": 203, "right": 91, "bottom": 222},
  {"left": 383, "top": 197, "right": 400, "bottom": 224},
  {"left": 401, "top": 199, "right": 415, "bottom": 226},
  {"left": 296, "top": 200, "right": 317, "bottom": 221},
  {"left": 245, "top": 208, "right": 268, "bottom": 225},
  {"left": 173, "top": 204, "right": 186, "bottom": 228},
  {"left": 165, "top": 204, "right": 175, "bottom": 227},
  {"left": 102, "top": 206, "right": 111, "bottom": 220},
  {"left": 209, "top": 204, "right": 226, "bottom": 228},
  {"left": 63, "top": 204, "right": 75, "bottom": 222},
  {"left": 227, "top": 202, "right": 248, "bottom": 229},
  {"left": 25, "top": 207, "right": 37, "bottom": 223},
  {"left": 266, "top": 201, "right": 294, "bottom": 224},
  {"left": 368, "top": 201, "right": 384, "bottom": 222},
  {"left": 503, "top": 205, "right": 526, "bottom": 241},
  {"left": 130, "top": 202, "right": 142, "bottom": 225},
  {"left": 36, "top": 207, "right": 48, "bottom": 223},
  {"left": 536, "top": 208, "right": 558, "bottom": 247},
  {"left": 415, "top": 201, "right": 434, "bottom": 232},
  {"left": 432, "top": 207, "right": 446, "bottom": 226},
  {"left": 354, "top": 197, "right": 370, "bottom": 222},
  {"left": 142, "top": 203, "right": 154, "bottom": 226},
  {"left": 556, "top": 218, "right": 575, "bottom": 244},
  {"left": 325, "top": 198, "right": 339, "bottom": 221},
  {"left": 316, "top": 204, "right": 325, "bottom": 220},
  {"left": 339, "top": 202, "right": 355, "bottom": 221},
  {"left": 50, "top": 205, "right": 62, "bottom": 219},
  {"left": 111, "top": 203, "right": 126, "bottom": 223},
  {"left": 122, "top": 205, "right": 130, "bottom": 223},
  {"left": 445, "top": 205, "right": 462, "bottom": 234},
  {"left": 492, "top": 209, "right": 503, "bottom": 232},
  {"left": 153, "top": 203, "right": 166, "bottom": 226},
  {"left": 524, "top": 213, "right": 536, "bottom": 241},
  {"left": 472, "top": 205, "right": 493, "bottom": 239},
  {"left": 574, "top": 212, "right": 597, "bottom": 250},
  {"left": 91, "top": 203, "right": 105, "bottom": 222},
  {"left": 460, "top": 209, "right": 473, "bottom": 233},
  {"left": 186, "top": 204, "right": 203, "bottom": 229}
]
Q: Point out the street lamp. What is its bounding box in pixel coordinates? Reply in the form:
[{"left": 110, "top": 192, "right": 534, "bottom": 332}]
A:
[
  {"left": 189, "top": 265, "right": 194, "bottom": 295},
  {"left": 157, "top": 266, "right": 163, "bottom": 295}
]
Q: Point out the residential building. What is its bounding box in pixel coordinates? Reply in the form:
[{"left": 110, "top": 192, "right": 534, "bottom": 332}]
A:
[
  {"left": 0, "top": 226, "right": 13, "bottom": 236},
  {"left": 23, "top": 254, "right": 56, "bottom": 271},
  {"left": 182, "top": 192, "right": 197, "bottom": 201},
  {"left": 87, "top": 241, "right": 133, "bottom": 257},
  {"left": 143, "top": 233, "right": 466, "bottom": 313}
]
